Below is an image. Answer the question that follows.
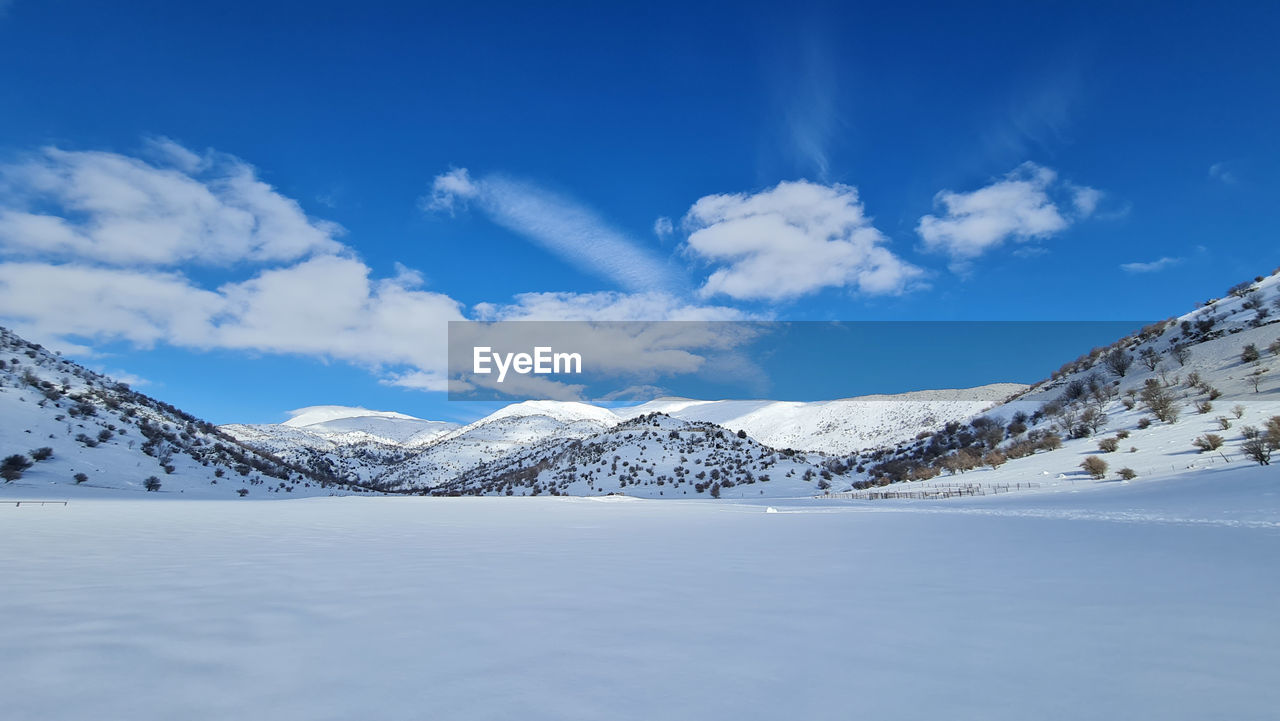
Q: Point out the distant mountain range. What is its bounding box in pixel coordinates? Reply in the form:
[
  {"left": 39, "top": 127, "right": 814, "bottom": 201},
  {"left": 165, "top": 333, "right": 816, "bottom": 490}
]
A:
[{"left": 2, "top": 269, "right": 1277, "bottom": 499}]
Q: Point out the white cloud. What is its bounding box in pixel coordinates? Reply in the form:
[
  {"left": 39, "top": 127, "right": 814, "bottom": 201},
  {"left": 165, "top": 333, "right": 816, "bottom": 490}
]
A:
[
  {"left": 653, "top": 216, "right": 674, "bottom": 238},
  {"left": 425, "top": 169, "right": 678, "bottom": 293},
  {"left": 0, "top": 143, "right": 839, "bottom": 400},
  {"left": 379, "top": 370, "right": 452, "bottom": 393},
  {"left": 1120, "top": 256, "right": 1182, "bottom": 274},
  {"left": 0, "top": 144, "right": 343, "bottom": 266},
  {"left": 426, "top": 167, "right": 479, "bottom": 213},
  {"left": 473, "top": 290, "right": 752, "bottom": 322},
  {"left": 1070, "top": 184, "right": 1102, "bottom": 216},
  {"left": 0, "top": 262, "right": 222, "bottom": 347},
  {"left": 0, "top": 141, "right": 480, "bottom": 390},
  {"left": 917, "top": 163, "right": 1097, "bottom": 266},
  {"left": 0, "top": 257, "right": 466, "bottom": 375},
  {"left": 212, "top": 255, "right": 466, "bottom": 370},
  {"left": 680, "top": 180, "right": 922, "bottom": 302},
  {"left": 1209, "top": 162, "right": 1237, "bottom": 185},
  {"left": 0, "top": 143, "right": 764, "bottom": 399}
]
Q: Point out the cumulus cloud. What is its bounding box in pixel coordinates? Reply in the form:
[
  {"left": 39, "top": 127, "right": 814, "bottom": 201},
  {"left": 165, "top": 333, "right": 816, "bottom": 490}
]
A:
[
  {"left": 0, "top": 140, "right": 475, "bottom": 387},
  {"left": 653, "top": 216, "right": 674, "bottom": 238},
  {"left": 917, "top": 163, "right": 1098, "bottom": 267},
  {"left": 212, "top": 255, "right": 466, "bottom": 369},
  {"left": 0, "top": 256, "right": 466, "bottom": 376},
  {"left": 1120, "top": 256, "right": 1182, "bottom": 274},
  {"left": 680, "top": 180, "right": 922, "bottom": 302},
  {"left": 0, "top": 262, "right": 223, "bottom": 347},
  {"left": 0, "top": 142, "right": 774, "bottom": 399},
  {"left": 425, "top": 169, "right": 678, "bottom": 294},
  {"left": 0, "top": 142, "right": 880, "bottom": 401},
  {"left": 0, "top": 144, "right": 343, "bottom": 266}
]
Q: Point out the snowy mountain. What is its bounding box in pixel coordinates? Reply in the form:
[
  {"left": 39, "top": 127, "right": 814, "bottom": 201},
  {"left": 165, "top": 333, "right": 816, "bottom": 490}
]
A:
[
  {"left": 220, "top": 405, "right": 460, "bottom": 486},
  {"left": 408, "top": 269, "right": 1277, "bottom": 497},
  {"left": 0, "top": 328, "right": 378, "bottom": 498},
  {"left": 370, "top": 400, "right": 622, "bottom": 492},
  {"left": 7, "top": 269, "right": 1276, "bottom": 501},
  {"left": 223, "top": 383, "right": 1016, "bottom": 494},
  {"left": 431, "top": 411, "right": 840, "bottom": 498},
  {"left": 843, "top": 270, "right": 1280, "bottom": 495},
  {"left": 619, "top": 384, "right": 1026, "bottom": 455},
  {"left": 280, "top": 405, "right": 458, "bottom": 446}
]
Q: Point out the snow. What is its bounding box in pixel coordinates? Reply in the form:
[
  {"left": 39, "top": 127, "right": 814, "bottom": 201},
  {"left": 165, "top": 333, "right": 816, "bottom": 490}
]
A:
[
  {"left": 2, "top": 276, "right": 1278, "bottom": 718},
  {"left": 2, "top": 483, "right": 1278, "bottom": 720},
  {"left": 621, "top": 383, "right": 1026, "bottom": 454},
  {"left": 218, "top": 384, "right": 1029, "bottom": 493},
  {"left": 282, "top": 405, "right": 424, "bottom": 427},
  {"left": 475, "top": 399, "right": 623, "bottom": 427},
  {"left": 278, "top": 405, "right": 458, "bottom": 445}
]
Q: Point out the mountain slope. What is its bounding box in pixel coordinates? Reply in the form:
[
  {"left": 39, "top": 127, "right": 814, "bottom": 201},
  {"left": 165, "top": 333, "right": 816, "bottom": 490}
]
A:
[
  {"left": 620, "top": 383, "right": 1026, "bottom": 455},
  {"left": 430, "top": 412, "right": 840, "bottom": 498},
  {"left": 372, "top": 401, "right": 621, "bottom": 491},
  {"left": 281, "top": 405, "right": 458, "bottom": 446},
  {"left": 842, "top": 270, "right": 1280, "bottom": 495},
  {"left": 0, "top": 328, "right": 377, "bottom": 498}
]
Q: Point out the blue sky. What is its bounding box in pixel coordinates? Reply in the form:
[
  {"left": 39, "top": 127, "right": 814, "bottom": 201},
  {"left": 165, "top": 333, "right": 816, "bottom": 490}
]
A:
[{"left": 0, "top": 1, "right": 1277, "bottom": 423}]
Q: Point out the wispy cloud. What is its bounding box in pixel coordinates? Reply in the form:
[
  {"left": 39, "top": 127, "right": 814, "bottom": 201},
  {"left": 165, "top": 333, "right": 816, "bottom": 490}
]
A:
[
  {"left": 978, "top": 62, "right": 1083, "bottom": 165},
  {"left": 1209, "top": 162, "right": 1237, "bottom": 185},
  {"left": 1120, "top": 256, "right": 1182, "bottom": 274},
  {"left": 682, "top": 180, "right": 923, "bottom": 301},
  {"left": 426, "top": 168, "right": 680, "bottom": 294},
  {"left": 765, "top": 20, "right": 845, "bottom": 179},
  {"left": 917, "top": 162, "right": 1098, "bottom": 270},
  {"left": 472, "top": 290, "right": 750, "bottom": 322}
]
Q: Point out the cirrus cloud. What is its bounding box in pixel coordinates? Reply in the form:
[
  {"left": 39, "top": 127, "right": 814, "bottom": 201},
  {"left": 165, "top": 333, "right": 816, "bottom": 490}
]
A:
[{"left": 425, "top": 168, "right": 680, "bottom": 294}]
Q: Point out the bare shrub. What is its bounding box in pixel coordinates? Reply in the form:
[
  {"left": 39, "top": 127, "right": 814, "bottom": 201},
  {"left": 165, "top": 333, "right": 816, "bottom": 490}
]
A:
[
  {"left": 1080, "top": 456, "right": 1108, "bottom": 479},
  {"left": 1192, "top": 434, "right": 1225, "bottom": 453}
]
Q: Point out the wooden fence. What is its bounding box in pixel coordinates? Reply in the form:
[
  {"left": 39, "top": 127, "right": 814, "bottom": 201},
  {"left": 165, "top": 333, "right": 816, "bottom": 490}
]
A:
[{"left": 820, "top": 482, "right": 1041, "bottom": 501}]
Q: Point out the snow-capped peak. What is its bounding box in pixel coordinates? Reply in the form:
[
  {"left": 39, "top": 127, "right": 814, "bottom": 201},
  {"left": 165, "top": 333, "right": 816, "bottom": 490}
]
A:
[
  {"left": 474, "top": 400, "right": 622, "bottom": 427},
  {"left": 283, "top": 405, "right": 425, "bottom": 428}
]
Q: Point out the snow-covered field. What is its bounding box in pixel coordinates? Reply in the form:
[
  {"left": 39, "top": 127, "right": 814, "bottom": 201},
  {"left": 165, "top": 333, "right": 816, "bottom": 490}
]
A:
[{"left": 3, "top": 478, "right": 1277, "bottom": 721}]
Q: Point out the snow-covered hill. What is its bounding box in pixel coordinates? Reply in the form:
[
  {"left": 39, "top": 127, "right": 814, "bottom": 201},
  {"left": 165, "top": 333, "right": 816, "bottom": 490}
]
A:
[
  {"left": 371, "top": 400, "right": 623, "bottom": 491},
  {"left": 432, "top": 412, "right": 840, "bottom": 498},
  {"left": 223, "top": 384, "right": 1025, "bottom": 494},
  {"left": 619, "top": 383, "right": 1025, "bottom": 455},
  {"left": 0, "top": 328, "right": 377, "bottom": 498},
  {"left": 840, "top": 270, "right": 1280, "bottom": 495},
  {"left": 281, "top": 405, "right": 458, "bottom": 446},
  {"left": 221, "top": 406, "right": 460, "bottom": 486},
  {"left": 8, "top": 269, "right": 1277, "bottom": 501}
]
